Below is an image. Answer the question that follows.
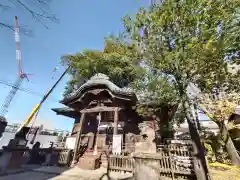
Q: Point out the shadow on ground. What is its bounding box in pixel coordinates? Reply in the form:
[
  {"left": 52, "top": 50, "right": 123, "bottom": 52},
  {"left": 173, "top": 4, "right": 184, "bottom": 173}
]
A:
[
  {"left": 0, "top": 166, "right": 133, "bottom": 180},
  {"left": 0, "top": 166, "right": 68, "bottom": 180}
]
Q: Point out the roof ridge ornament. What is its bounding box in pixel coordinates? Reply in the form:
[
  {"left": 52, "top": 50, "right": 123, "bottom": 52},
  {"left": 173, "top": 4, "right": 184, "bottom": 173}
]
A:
[{"left": 90, "top": 73, "right": 109, "bottom": 81}]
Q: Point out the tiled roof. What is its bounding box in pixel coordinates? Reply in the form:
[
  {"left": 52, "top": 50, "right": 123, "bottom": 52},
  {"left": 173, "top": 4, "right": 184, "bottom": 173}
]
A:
[
  {"left": 52, "top": 107, "right": 76, "bottom": 113},
  {"left": 51, "top": 107, "right": 80, "bottom": 117},
  {"left": 61, "top": 73, "right": 135, "bottom": 103}
]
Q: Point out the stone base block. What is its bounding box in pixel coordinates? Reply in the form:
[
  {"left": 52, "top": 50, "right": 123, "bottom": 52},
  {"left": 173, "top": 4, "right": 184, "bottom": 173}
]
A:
[
  {"left": 77, "top": 154, "right": 100, "bottom": 170},
  {"left": 100, "top": 153, "right": 108, "bottom": 168}
]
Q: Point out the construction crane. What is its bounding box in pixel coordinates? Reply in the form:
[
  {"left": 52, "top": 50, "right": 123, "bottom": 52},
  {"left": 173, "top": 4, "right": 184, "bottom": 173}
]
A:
[
  {"left": 17, "top": 66, "right": 70, "bottom": 133},
  {"left": 15, "top": 66, "right": 70, "bottom": 139},
  {"left": 0, "top": 16, "right": 29, "bottom": 120}
]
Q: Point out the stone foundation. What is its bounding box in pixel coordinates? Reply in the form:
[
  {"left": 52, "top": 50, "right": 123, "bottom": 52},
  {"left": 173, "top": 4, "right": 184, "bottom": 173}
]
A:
[{"left": 77, "top": 153, "right": 100, "bottom": 170}]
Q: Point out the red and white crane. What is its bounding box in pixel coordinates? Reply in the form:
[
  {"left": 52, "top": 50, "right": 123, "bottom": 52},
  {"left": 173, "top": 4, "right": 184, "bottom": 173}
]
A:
[{"left": 0, "top": 16, "right": 29, "bottom": 119}]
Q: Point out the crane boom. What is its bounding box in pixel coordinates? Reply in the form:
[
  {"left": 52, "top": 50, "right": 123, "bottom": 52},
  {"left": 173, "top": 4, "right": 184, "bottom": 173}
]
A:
[
  {"left": 0, "top": 16, "right": 28, "bottom": 118},
  {"left": 16, "top": 66, "right": 70, "bottom": 134},
  {"left": 0, "top": 78, "right": 24, "bottom": 116}
]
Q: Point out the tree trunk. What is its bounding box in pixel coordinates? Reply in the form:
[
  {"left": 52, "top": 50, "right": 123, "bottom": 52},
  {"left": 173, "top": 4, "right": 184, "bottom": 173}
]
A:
[
  {"left": 219, "top": 122, "right": 240, "bottom": 165},
  {"left": 198, "top": 104, "right": 240, "bottom": 165},
  {"left": 153, "top": 116, "right": 161, "bottom": 145},
  {"left": 183, "top": 99, "right": 211, "bottom": 180}
]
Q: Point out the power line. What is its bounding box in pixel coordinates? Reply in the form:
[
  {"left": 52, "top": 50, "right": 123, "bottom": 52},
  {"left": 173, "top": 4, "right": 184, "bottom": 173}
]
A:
[
  {"left": 0, "top": 79, "right": 41, "bottom": 97},
  {"left": 0, "top": 79, "right": 59, "bottom": 102}
]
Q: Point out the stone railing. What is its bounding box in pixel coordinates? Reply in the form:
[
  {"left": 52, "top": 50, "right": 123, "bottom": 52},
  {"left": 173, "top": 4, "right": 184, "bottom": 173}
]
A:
[{"left": 26, "top": 148, "right": 73, "bottom": 166}]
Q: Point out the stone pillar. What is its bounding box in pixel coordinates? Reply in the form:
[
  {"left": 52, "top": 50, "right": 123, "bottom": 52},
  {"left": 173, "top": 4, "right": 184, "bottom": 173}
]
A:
[
  {"left": 72, "top": 113, "right": 86, "bottom": 166},
  {"left": 100, "top": 152, "right": 108, "bottom": 168},
  {"left": 132, "top": 152, "right": 162, "bottom": 180},
  {"left": 0, "top": 120, "right": 7, "bottom": 139},
  {"left": 113, "top": 108, "right": 119, "bottom": 135}
]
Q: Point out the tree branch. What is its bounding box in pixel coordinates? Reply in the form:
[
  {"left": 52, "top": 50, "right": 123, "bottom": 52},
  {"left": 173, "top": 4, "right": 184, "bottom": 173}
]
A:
[
  {"left": 0, "top": 0, "right": 58, "bottom": 30},
  {"left": 15, "top": 0, "right": 57, "bottom": 20},
  {"left": 13, "top": 0, "right": 58, "bottom": 28}
]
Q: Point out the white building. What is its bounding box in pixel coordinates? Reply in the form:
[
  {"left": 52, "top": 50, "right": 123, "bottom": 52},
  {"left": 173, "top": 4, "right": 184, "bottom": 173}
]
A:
[{"left": 174, "top": 120, "right": 219, "bottom": 139}]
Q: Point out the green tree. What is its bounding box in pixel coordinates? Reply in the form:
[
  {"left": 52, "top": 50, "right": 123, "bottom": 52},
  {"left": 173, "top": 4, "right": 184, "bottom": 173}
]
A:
[
  {"left": 200, "top": 93, "right": 240, "bottom": 164},
  {"left": 62, "top": 36, "right": 179, "bottom": 143},
  {"left": 62, "top": 36, "right": 180, "bottom": 139},
  {"left": 133, "top": 73, "right": 180, "bottom": 141},
  {"left": 61, "top": 37, "right": 144, "bottom": 95},
  {"left": 122, "top": 0, "right": 240, "bottom": 178}
]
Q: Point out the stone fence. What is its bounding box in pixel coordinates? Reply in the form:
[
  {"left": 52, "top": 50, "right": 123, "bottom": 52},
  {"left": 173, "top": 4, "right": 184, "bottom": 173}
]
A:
[{"left": 0, "top": 148, "right": 73, "bottom": 172}]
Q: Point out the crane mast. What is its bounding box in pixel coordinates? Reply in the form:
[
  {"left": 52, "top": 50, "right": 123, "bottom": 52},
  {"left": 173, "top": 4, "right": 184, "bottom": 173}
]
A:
[{"left": 0, "top": 16, "right": 28, "bottom": 118}]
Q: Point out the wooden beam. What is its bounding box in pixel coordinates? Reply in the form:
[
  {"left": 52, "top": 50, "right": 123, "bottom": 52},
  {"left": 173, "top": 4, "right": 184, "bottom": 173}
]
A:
[
  {"left": 80, "top": 106, "right": 123, "bottom": 113},
  {"left": 72, "top": 112, "right": 86, "bottom": 166}
]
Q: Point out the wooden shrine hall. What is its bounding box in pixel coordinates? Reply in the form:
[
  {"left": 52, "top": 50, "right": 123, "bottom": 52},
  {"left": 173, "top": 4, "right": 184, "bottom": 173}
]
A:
[{"left": 52, "top": 73, "right": 145, "bottom": 169}]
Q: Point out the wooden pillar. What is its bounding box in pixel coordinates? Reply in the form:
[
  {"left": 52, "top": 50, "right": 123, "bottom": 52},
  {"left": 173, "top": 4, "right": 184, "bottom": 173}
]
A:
[
  {"left": 71, "top": 112, "right": 86, "bottom": 166},
  {"left": 93, "top": 112, "right": 101, "bottom": 155},
  {"left": 113, "top": 108, "right": 119, "bottom": 135}
]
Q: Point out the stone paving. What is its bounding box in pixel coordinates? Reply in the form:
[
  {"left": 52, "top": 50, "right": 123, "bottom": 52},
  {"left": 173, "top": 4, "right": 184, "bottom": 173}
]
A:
[
  {"left": 0, "top": 171, "right": 57, "bottom": 180},
  {"left": 0, "top": 166, "right": 133, "bottom": 180}
]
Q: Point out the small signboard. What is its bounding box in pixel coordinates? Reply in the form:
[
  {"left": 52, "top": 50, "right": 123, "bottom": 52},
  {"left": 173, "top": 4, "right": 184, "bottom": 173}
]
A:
[
  {"left": 65, "top": 137, "right": 76, "bottom": 149},
  {"left": 112, "top": 134, "right": 122, "bottom": 154}
]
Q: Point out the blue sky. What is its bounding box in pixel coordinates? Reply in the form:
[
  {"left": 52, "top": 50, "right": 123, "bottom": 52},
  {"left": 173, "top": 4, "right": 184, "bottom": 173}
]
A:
[{"left": 0, "top": 0, "right": 149, "bottom": 131}]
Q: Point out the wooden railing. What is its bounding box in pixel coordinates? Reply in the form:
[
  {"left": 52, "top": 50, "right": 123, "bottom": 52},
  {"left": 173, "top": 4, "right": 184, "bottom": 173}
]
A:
[
  {"left": 56, "top": 149, "right": 73, "bottom": 166},
  {"left": 133, "top": 152, "right": 195, "bottom": 179},
  {"left": 146, "top": 152, "right": 193, "bottom": 174},
  {"left": 105, "top": 140, "right": 194, "bottom": 176},
  {"left": 156, "top": 143, "right": 194, "bottom": 173},
  {"left": 108, "top": 153, "right": 134, "bottom": 172},
  {"left": 30, "top": 148, "right": 73, "bottom": 166},
  {"left": 107, "top": 151, "right": 194, "bottom": 179}
]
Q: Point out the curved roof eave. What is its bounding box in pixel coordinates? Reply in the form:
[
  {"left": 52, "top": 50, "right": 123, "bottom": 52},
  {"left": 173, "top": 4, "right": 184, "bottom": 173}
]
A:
[
  {"left": 51, "top": 107, "right": 80, "bottom": 118},
  {"left": 60, "top": 74, "right": 136, "bottom": 104}
]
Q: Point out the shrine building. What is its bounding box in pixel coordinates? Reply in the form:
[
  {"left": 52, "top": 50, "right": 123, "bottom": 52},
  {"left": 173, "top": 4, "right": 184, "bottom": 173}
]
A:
[{"left": 52, "top": 73, "right": 176, "bottom": 169}]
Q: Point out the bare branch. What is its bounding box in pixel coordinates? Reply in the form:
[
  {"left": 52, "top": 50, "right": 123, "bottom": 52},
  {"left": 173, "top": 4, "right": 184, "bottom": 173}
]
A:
[
  {"left": 15, "top": 0, "right": 57, "bottom": 20},
  {"left": 12, "top": 0, "right": 58, "bottom": 29},
  {"left": 0, "top": 0, "right": 58, "bottom": 30},
  {"left": 0, "top": 21, "right": 33, "bottom": 37}
]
